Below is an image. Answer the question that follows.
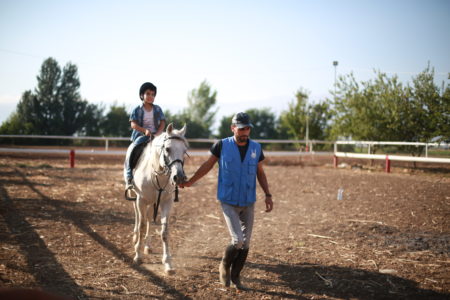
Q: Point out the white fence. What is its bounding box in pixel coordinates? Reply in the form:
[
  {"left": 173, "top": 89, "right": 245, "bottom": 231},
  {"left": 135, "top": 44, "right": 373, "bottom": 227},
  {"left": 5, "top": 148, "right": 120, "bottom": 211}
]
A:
[
  {"left": 1, "top": 135, "right": 449, "bottom": 172},
  {"left": 333, "top": 140, "right": 450, "bottom": 172},
  {"left": 0, "top": 134, "right": 332, "bottom": 151}
]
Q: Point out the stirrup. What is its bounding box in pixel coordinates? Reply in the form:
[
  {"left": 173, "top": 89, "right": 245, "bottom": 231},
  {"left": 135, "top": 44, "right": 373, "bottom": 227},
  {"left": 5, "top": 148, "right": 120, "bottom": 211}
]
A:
[{"left": 124, "top": 185, "right": 137, "bottom": 201}]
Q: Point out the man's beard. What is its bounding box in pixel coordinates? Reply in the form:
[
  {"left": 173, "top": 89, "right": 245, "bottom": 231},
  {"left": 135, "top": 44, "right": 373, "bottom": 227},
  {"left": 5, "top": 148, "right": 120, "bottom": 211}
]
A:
[{"left": 237, "top": 135, "right": 248, "bottom": 143}]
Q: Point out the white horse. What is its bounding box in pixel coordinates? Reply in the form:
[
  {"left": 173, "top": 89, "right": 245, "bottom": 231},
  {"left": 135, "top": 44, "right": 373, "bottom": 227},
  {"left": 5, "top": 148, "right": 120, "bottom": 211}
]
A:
[{"left": 128, "top": 123, "right": 188, "bottom": 273}]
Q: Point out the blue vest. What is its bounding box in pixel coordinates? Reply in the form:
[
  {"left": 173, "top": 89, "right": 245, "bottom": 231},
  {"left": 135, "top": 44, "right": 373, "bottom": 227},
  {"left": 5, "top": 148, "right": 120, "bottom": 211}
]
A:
[{"left": 217, "top": 137, "right": 261, "bottom": 207}]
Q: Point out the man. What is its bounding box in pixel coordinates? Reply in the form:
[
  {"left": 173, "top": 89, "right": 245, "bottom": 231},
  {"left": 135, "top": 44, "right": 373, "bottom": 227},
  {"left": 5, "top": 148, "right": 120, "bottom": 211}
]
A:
[{"left": 179, "top": 112, "right": 273, "bottom": 290}]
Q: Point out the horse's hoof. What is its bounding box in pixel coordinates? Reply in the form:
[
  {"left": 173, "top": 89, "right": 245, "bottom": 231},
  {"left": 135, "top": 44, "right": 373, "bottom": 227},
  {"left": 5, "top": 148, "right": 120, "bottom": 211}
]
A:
[
  {"left": 133, "top": 257, "right": 142, "bottom": 265},
  {"left": 144, "top": 247, "right": 151, "bottom": 255},
  {"left": 165, "top": 268, "right": 176, "bottom": 275}
]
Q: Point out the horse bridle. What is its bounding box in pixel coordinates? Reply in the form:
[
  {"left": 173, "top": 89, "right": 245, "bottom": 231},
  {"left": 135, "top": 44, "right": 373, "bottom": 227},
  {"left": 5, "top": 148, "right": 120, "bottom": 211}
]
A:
[{"left": 159, "top": 135, "right": 187, "bottom": 174}]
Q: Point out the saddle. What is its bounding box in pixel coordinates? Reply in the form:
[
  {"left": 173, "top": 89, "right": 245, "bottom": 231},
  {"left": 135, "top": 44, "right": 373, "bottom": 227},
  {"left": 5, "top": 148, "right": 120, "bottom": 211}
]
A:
[{"left": 129, "top": 141, "right": 148, "bottom": 171}]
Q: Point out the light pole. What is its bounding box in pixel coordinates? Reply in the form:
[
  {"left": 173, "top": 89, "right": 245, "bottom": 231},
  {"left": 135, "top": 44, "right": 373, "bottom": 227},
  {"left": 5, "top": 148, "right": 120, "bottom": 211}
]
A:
[
  {"left": 305, "top": 108, "right": 309, "bottom": 152},
  {"left": 333, "top": 61, "right": 338, "bottom": 101}
]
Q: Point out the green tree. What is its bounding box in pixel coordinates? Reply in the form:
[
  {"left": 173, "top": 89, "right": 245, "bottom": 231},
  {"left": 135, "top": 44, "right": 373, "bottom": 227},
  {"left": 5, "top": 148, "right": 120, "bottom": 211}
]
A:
[
  {"left": 244, "top": 108, "right": 278, "bottom": 139},
  {"left": 80, "top": 103, "right": 105, "bottom": 136},
  {"left": 409, "top": 66, "right": 450, "bottom": 142},
  {"left": 0, "top": 57, "right": 103, "bottom": 137},
  {"left": 164, "top": 110, "right": 210, "bottom": 140},
  {"left": 217, "top": 113, "right": 235, "bottom": 138},
  {"left": 331, "top": 66, "right": 449, "bottom": 143},
  {"left": 329, "top": 71, "right": 404, "bottom": 141},
  {"left": 306, "top": 101, "right": 332, "bottom": 141},
  {"left": 279, "top": 88, "right": 332, "bottom": 143},
  {"left": 279, "top": 89, "right": 308, "bottom": 140},
  {"left": 184, "top": 80, "right": 218, "bottom": 136},
  {"left": 217, "top": 110, "right": 279, "bottom": 140},
  {"left": 101, "top": 103, "right": 130, "bottom": 137}
]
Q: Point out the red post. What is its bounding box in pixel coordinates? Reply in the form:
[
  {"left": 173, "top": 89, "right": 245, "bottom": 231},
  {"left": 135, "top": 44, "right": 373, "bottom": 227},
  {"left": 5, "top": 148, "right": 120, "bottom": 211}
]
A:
[
  {"left": 333, "top": 155, "right": 338, "bottom": 168},
  {"left": 70, "top": 150, "right": 75, "bottom": 168},
  {"left": 385, "top": 155, "right": 390, "bottom": 173}
]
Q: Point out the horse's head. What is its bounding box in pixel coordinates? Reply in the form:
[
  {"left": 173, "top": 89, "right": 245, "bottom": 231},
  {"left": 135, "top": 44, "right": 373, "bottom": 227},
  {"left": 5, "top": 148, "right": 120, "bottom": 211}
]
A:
[{"left": 159, "top": 123, "right": 188, "bottom": 185}]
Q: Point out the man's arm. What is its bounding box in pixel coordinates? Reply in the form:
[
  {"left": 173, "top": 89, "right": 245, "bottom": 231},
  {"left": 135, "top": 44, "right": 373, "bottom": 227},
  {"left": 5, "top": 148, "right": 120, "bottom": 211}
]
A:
[
  {"left": 257, "top": 162, "right": 273, "bottom": 212},
  {"left": 179, "top": 155, "right": 219, "bottom": 188}
]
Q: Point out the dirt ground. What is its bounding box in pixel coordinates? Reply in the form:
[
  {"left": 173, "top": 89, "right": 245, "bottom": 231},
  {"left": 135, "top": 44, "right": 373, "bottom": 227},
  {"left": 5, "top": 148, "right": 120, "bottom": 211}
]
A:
[{"left": 0, "top": 152, "right": 449, "bottom": 300}]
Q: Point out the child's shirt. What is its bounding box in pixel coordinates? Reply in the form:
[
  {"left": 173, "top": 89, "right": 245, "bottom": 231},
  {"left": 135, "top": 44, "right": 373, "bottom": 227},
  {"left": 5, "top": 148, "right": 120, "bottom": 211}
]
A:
[
  {"left": 143, "top": 108, "right": 156, "bottom": 133},
  {"left": 129, "top": 104, "right": 165, "bottom": 141}
]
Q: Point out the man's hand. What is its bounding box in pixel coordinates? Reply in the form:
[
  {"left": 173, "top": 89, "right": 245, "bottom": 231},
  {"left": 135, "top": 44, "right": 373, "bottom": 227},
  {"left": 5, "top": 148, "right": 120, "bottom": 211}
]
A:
[
  {"left": 265, "top": 195, "right": 273, "bottom": 212},
  {"left": 144, "top": 129, "right": 152, "bottom": 137},
  {"left": 178, "top": 180, "right": 192, "bottom": 189}
]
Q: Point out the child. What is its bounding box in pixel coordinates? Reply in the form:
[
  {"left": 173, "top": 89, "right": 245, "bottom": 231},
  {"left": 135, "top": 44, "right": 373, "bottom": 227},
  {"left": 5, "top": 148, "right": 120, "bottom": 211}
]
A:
[{"left": 124, "top": 82, "right": 166, "bottom": 190}]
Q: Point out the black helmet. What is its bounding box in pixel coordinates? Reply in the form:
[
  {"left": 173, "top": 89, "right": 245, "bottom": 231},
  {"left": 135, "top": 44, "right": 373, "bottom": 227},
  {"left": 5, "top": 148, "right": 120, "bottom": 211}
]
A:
[{"left": 139, "top": 82, "right": 157, "bottom": 100}]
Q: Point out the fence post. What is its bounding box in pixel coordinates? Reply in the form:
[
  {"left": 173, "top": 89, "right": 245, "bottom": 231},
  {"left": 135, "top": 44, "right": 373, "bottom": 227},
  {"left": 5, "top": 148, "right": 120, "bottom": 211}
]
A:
[
  {"left": 105, "top": 139, "right": 109, "bottom": 151},
  {"left": 333, "top": 155, "right": 338, "bottom": 168},
  {"left": 70, "top": 150, "right": 75, "bottom": 168},
  {"left": 385, "top": 155, "right": 390, "bottom": 173}
]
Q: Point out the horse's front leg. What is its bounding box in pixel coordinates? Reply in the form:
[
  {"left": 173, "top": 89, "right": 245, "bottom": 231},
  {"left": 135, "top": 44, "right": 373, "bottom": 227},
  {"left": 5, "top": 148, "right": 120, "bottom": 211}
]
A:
[
  {"left": 132, "top": 201, "right": 139, "bottom": 244},
  {"left": 143, "top": 205, "right": 152, "bottom": 255},
  {"left": 160, "top": 197, "right": 174, "bottom": 274},
  {"left": 133, "top": 197, "right": 147, "bottom": 264}
]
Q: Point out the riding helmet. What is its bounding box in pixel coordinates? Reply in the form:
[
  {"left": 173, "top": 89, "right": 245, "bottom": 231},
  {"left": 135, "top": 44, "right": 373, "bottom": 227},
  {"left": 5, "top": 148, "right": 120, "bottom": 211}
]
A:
[{"left": 139, "top": 82, "right": 157, "bottom": 100}]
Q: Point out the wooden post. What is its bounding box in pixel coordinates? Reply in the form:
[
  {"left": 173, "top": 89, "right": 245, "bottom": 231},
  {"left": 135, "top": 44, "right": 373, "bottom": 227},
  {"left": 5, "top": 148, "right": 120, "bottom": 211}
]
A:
[
  {"left": 333, "top": 155, "right": 338, "bottom": 168},
  {"left": 70, "top": 150, "right": 75, "bottom": 168},
  {"left": 385, "top": 155, "right": 390, "bottom": 173}
]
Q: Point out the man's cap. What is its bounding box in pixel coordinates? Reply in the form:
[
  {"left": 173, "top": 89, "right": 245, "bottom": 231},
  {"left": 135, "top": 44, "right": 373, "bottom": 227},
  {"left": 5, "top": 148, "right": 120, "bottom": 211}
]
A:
[{"left": 232, "top": 112, "right": 254, "bottom": 128}]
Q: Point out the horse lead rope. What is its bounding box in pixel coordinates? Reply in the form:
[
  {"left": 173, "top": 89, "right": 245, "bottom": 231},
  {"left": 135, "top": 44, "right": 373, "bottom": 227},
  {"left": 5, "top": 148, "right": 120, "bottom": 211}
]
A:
[{"left": 152, "top": 173, "right": 171, "bottom": 223}]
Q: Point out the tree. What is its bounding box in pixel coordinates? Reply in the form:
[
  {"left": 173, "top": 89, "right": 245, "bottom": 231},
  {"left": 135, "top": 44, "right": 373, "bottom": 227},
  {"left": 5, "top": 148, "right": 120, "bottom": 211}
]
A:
[
  {"left": 184, "top": 80, "right": 218, "bottom": 136},
  {"left": 330, "top": 66, "right": 449, "bottom": 143},
  {"left": 409, "top": 66, "right": 450, "bottom": 142},
  {"left": 244, "top": 108, "right": 278, "bottom": 139},
  {"left": 101, "top": 103, "right": 130, "bottom": 137},
  {"left": 329, "top": 71, "right": 409, "bottom": 141},
  {"left": 217, "top": 113, "right": 235, "bottom": 138},
  {"left": 164, "top": 110, "right": 210, "bottom": 140},
  {"left": 279, "top": 88, "right": 331, "bottom": 140},
  {"left": 279, "top": 89, "right": 309, "bottom": 140},
  {"left": 217, "top": 109, "right": 278, "bottom": 140},
  {"left": 0, "top": 57, "right": 103, "bottom": 137},
  {"left": 80, "top": 103, "right": 105, "bottom": 137}
]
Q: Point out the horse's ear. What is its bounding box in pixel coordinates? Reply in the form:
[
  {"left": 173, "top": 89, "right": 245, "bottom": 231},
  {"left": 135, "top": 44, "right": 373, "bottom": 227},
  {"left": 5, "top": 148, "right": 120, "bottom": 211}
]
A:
[
  {"left": 166, "top": 123, "right": 173, "bottom": 135},
  {"left": 179, "top": 123, "right": 187, "bottom": 136}
]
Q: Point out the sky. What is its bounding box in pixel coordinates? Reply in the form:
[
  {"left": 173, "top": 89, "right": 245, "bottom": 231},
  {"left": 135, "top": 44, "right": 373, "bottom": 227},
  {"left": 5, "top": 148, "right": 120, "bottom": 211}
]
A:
[{"left": 0, "top": 0, "right": 449, "bottom": 132}]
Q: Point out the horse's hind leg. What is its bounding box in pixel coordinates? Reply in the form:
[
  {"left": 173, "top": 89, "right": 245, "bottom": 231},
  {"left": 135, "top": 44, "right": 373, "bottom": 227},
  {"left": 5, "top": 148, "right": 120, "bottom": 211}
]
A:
[
  {"left": 133, "top": 197, "right": 147, "bottom": 264},
  {"left": 160, "top": 199, "right": 174, "bottom": 274}
]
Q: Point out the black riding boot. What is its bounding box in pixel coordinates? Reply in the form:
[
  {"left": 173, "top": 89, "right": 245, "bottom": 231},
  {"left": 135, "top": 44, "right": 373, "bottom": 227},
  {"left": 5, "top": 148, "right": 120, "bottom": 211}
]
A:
[
  {"left": 219, "top": 245, "right": 239, "bottom": 287},
  {"left": 231, "top": 248, "right": 249, "bottom": 290}
]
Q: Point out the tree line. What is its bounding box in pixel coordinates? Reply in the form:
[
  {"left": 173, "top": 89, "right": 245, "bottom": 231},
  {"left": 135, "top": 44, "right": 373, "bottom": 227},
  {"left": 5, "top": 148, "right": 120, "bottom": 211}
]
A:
[{"left": 1, "top": 58, "right": 449, "bottom": 149}]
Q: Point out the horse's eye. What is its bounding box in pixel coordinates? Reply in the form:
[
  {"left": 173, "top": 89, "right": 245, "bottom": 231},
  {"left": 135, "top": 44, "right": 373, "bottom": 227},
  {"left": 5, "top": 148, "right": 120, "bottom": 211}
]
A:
[{"left": 166, "top": 147, "right": 171, "bottom": 153}]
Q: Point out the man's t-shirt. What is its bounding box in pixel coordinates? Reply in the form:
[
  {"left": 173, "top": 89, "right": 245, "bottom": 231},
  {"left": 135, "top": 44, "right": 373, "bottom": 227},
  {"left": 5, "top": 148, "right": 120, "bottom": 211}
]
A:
[{"left": 210, "top": 139, "right": 265, "bottom": 162}]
